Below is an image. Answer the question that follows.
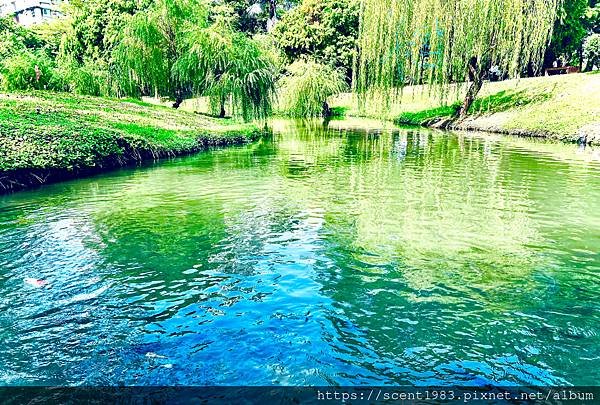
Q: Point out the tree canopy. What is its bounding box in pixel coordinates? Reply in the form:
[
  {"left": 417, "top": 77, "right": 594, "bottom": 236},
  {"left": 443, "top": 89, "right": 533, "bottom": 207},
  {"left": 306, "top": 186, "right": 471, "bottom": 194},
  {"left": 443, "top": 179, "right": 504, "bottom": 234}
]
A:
[
  {"left": 277, "top": 58, "right": 347, "bottom": 117},
  {"left": 272, "top": 0, "right": 358, "bottom": 81},
  {"left": 111, "top": 0, "right": 276, "bottom": 118},
  {"left": 113, "top": 0, "right": 208, "bottom": 104},
  {"left": 176, "top": 17, "right": 276, "bottom": 119},
  {"left": 583, "top": 33, "right": 600, "bottom": 69},
  {"left": 545, "top": 0, "right": 589, "bottom": 67},
  {"left": 354, "top": 0, "right": 562, "bottom": 115},
  {"left": 1, "top": 0, "right": 574, "bottom": 120},
  {"left": 64, "top": 0, "right": 149, "bottom": 61}
]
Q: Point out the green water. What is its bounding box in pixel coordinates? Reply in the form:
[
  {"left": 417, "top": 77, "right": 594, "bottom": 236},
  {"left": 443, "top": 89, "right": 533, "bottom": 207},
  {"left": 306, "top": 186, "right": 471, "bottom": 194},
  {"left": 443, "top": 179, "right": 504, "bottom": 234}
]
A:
[{"left": 0, "top": 119, "right": 599, "bottom": 386}]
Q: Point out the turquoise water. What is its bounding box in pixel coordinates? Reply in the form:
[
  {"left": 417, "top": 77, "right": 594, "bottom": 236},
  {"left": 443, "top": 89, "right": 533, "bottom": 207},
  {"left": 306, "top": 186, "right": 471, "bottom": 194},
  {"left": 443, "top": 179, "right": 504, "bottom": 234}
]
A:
[{"left": 0, "top": 120, "right": 599, "bottom": 386}]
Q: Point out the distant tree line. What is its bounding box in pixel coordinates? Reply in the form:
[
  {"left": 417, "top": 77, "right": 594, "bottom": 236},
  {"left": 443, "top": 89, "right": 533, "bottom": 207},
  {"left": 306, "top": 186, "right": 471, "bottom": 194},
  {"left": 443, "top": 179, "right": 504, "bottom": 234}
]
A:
[{"left": 1, "top": 0, "right": 596, "bottom": 119}]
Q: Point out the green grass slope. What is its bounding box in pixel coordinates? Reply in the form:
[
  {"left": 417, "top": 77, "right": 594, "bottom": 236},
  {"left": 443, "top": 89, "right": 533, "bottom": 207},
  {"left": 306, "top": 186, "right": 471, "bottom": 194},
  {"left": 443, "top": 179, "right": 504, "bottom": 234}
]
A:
[
  {"left": 0, "top": 92, "right": 261, "bottom": 192},
  {"left": 332, "top": 72, "right": 600, "bottom": 144}
]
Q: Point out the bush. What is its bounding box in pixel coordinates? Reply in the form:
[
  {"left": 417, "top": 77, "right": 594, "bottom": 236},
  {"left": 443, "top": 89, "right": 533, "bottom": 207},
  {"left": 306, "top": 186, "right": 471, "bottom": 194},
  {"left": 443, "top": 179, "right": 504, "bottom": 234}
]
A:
[
  {"left": 277, "top": 59, "right": 347, "bottom": 117},
  {"left": 0, "top": 50, "right": 58, "bottom": 91},
  {"left": 583, "top": 34, "right": 600, "bottom": 71}
]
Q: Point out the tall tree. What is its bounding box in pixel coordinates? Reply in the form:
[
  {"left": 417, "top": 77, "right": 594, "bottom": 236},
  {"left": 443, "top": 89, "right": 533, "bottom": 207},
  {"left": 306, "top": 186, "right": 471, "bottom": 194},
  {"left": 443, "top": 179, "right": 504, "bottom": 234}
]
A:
[
  {"left": 65, "top": 0, "right": 149, "bottom": 62},
  {"left": 114, "top": 0, "right": 275, "bottom": 118},
  {"left": 545, "top": 0, "right": 589, "bottom": 69},
  {"left": 354, "top": 0, "right": 562, "bottom": 117},
  {"left": 272, "top": 0, "right": 359, "bottom": 82},
  {"left": 277, "top": 58, "right": 347, "bottom": 117},
  {"left": 175, "top": 16, "right": 276, "bottom": 120},
  {"left": 113, "top": 0, "right": 208, "bottom": 106}
]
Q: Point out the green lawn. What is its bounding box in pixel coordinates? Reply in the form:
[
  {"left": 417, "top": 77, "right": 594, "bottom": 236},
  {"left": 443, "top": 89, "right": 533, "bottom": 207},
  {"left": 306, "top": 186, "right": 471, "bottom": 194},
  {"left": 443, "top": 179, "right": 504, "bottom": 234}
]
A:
[
  {"left": 0, "top": 91, "right": 261, "bottom": 173},
  {"left": 331, "top": 72, "right": 600, "bottom": 144}
]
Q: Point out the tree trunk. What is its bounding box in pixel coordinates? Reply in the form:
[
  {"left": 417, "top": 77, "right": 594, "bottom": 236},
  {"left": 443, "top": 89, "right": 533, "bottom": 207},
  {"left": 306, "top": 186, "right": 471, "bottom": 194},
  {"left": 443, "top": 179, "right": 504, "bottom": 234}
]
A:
[
  {"left": 322, "top": 101, "right": 331, "bottom": 118},
  {"left": 527, "top": 62, "right": 535, "bottom": 78},
  {"left": 459, "top": 57, "right": 484, "bottom": 118},
  {"left": 269, "top": 0, "right": 276, "bottom": 19},
  {"left": 172, "top": 97, "right": 183, "bottom": 109},
  {"left": 219, "top": 97, "right": 226, "bottom": 118}
]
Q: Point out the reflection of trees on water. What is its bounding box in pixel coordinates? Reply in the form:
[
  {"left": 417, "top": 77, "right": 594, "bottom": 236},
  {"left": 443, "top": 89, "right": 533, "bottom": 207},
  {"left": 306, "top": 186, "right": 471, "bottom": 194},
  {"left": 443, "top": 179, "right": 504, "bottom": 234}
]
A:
[
  {"left": 274, "top": 126, "right": 544, "bottom": 284},
  {"left": 280, "top": 127, "right": 599, "bottom": 386},
  {"left": 2, "top": 121, "right": 599, "bottom": 385}
]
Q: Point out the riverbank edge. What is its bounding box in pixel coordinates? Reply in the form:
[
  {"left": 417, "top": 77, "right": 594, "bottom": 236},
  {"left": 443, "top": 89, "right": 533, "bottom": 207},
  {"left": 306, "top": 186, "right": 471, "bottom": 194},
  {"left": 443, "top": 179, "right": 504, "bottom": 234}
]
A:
[
  {"left": 330, "top": 73, "right": 600, "bottom": 145},
  {"left": 393, "top": 114, "right": 600, "bottom": 146},
  {"left": 0, "top": 129, "right": 263, "bottom": 195}
]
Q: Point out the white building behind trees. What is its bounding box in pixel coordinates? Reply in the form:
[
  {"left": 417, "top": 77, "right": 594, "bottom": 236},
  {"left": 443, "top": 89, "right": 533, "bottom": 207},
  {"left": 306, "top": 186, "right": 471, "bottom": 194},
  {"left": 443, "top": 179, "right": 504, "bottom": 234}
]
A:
[{"left": 0, "top": 0, "right": 66, "bottom": 26}]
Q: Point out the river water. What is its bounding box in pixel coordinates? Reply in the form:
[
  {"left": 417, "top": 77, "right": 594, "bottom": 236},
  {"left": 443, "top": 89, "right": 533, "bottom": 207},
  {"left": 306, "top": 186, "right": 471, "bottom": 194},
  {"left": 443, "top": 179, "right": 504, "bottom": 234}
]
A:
[{"left": 0, "top": 119, "right": 599, "bottom": 386}]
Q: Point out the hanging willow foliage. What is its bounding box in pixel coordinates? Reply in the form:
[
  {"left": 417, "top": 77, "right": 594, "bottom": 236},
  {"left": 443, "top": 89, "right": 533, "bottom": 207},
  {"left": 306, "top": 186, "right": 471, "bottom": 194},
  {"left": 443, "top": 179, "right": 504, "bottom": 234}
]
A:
[
  {"left": 354, "top": 0, "right": 563, "bottom": 115},
  {"left": 114, "top": 0, "right": 275, "bottom": 120},
  {"left": 175, "top": 19, "right": 276, "bottom": 121},
  {"left": 277, "top": 59, "right": 348, "bottom": 117},
  {"left": 112, "top": 0, "right": 208, "bottom": 106}
]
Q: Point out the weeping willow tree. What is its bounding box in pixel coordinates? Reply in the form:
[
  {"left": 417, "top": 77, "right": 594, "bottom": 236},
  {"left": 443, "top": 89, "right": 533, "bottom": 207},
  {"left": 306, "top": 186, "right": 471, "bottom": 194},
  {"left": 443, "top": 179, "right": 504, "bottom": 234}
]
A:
[
  {"left": 354, "top": 0, "right": 563, "bottom": 117},
  {"left": 113, "top": 0, "right": 208, "bottom": 107},
  {"left": 115, "top": 0, "right": 275, "bottom": 119},
  {"left": 277, "top": 59, "right": 348, "bottom": 117},
  {"left": 175, "top": 17, "right": 276, "bottom": 120}
]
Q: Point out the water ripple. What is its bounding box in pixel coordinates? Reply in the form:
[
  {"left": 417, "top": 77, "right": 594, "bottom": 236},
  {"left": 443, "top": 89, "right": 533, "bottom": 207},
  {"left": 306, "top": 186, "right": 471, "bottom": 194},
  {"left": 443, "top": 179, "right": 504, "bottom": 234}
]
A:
[{"left": 0, "top": 121, "right": 599, "bottom": 385}]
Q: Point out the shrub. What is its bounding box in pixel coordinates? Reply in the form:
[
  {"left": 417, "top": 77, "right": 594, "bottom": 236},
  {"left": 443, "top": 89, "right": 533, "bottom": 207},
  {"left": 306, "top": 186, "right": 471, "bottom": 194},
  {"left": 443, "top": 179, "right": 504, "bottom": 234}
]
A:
[{"left": 57, "top": 58, "right": 112, "bottom": 96}]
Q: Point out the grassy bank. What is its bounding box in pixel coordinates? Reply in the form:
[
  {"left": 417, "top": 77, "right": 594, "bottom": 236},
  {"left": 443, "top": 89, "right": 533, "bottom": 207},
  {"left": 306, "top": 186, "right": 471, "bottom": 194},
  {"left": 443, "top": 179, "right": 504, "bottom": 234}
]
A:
[
  {"left": 0, "top": 92, "right": 262, "bottom": 193},
  {"left": 332, "top": 72, "right": 600, "bottom": 145}
]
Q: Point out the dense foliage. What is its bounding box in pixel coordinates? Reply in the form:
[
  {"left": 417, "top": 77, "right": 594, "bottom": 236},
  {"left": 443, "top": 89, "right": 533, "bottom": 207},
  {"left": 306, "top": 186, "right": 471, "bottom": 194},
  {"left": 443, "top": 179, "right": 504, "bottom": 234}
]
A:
[
  {"left": 0, "top": 0, "right": 580, "bottom": 120},
  {"left": 64, "top": 0, "right": 149, "bottom": 61},
  {"left": 0, "top": 17, "right": 43, "bottom": 57},
  {"left": 113, "top": 0, "right": 208, "bottom": 104},
  {"left": 221, "top": 0, "right": 291, "bottom": 34},
  {"left": 271, "top": 0, "right": 358, "bottom": 81},
  {"left": 587, "top": 1, "right": 600, "bottom": 34},
  {"left": 544, "top": 0, "right": 600, "bottom": 68},
  {"left": 355, "top": 0, "right": 562, "bottom": 116},
  {"left": 176, "top": 18, "right": 276, "bottom": 119},
  {"left": 1, "top": 0, "right": 278, "bottom": 120},
  {"left": 546, "top": 0, "right": 588, "bottom": 66},
  {"left": 277, "top": 59, "right": 346, "bottom": 117},
  {"left": 1, "top": 51, "right": 56, "bottom": 91},
  {"left": 0, "top": 17, "right": 59, "bottom": 90},
  {"left": 583, "top": 33, "right": 600, "bottom": 69}
]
